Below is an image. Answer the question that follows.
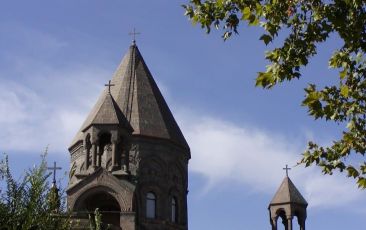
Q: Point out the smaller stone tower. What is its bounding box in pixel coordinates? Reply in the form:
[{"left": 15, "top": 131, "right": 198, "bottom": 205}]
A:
[{"left": 268, "top": 167, "right": 308, "bottom": 230}]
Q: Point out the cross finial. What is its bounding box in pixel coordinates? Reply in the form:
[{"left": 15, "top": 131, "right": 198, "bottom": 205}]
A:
[
  {"left": 47, "top": 161, "right": 62, "bottom": 185},
  {"left": 128, "top": 28, "right": 141, "bottom": 45},
  {"left": 283, "top": 164, "right": 291, "bottom": 177},
  {"left": 105, "top": 80, "right": 115, "bottom": 93}
]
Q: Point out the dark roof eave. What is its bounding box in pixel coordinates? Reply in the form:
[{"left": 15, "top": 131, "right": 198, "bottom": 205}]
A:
[
  {"left": 81, "top": 123, "right": 134, "bottom": 133},
  {"left": 268, "top": 201, "right": 308, "bottom": 208},
  {"left": 132, "top": 134, "right": 191, "bottom": 158}
]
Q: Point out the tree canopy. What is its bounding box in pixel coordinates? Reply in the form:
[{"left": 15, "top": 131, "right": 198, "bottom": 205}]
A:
[
  {"left": 183, "top": 0, "right": 366, "bottom": 188},
  {"left": 0, "top": 153, "right": 71, "bottom": 229},
  {"left": 0, "top": 153, "right": 110, "bottom": 229}
]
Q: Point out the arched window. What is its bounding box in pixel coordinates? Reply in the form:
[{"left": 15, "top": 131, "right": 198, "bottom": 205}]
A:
[
  {"left": 171, "top": 197, "right": 178, "bottom": 223},
  {"left": 146, "top": 192, "right": 156, "bottom": 219}
]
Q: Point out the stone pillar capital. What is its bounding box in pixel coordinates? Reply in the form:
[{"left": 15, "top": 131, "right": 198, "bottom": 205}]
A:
[{"left": 287, "top": 216, "right": 293, "bottom": 230}]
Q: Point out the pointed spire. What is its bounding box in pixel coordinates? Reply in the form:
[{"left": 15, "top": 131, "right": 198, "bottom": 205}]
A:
[
  {"left": 270, "top": 176, "right": 308, "bottom": 206},
  {"left": 83, "top": 92, "right": 132, "bottom": 131},
  {"left": 109, "top": 44, "right": 189, "bottom": 150},
  {"left": 70, "top": 44, "right": 189, "bottom": 153}
]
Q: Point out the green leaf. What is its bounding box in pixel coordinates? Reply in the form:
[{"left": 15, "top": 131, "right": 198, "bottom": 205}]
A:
[
  {"left": 242, "top": 7, "right": 251, "bottom": 20},
  {"left": 249, "top": 17, "right": 259, "bottom": 26},
  {"left": 339, "top": 69, "right": 347, "bottom": 79},
  {"left": 340, "top": 85, "right": 349, "bottom": 97},
  {"left": 255, "top": 3, "right": 263, "bottom": 15},
  {"left": 357, "top": 177, "right": 366, "bottom": 189},
  {"left": 303, "top": 91, "right": 321, "bottom": 105},
  {"left": 346, "top": 120, "right": 355, "bottom": 130},
  {"left": 256, "top": 71, "right": 273, "bottom": 88},
  {"left": 260, "top": 34, "right": 272, "bottom": 45}
]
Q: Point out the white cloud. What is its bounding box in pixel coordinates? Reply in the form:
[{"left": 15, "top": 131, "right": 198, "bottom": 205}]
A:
[
  {"left": 176, "top": 111, "right": 366, "bottom": 209},
  {"left": 0, "top": 67, "right": 109, "bottom": 153},
  {"left": 304, "top": 173, "right": 363, "bottom": 208}
]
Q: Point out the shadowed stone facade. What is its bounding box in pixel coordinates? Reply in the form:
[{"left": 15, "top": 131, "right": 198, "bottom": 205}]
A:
[{"left": 67, "top": 42, "right": 190, "bottom": 230}]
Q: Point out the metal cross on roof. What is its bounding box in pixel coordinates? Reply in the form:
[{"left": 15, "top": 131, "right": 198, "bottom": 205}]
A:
[
  {"left": 283, "top": 164, "right": 291, "bottom": 177},
  {"left": 47, "top": 161, "right": 62, "bottom": 184},
  {"left": 129, "top": 28, "right": 141, "bottom": 44},
  {"left": 105, "top": 80, "right": 115, "bottom": 93}
]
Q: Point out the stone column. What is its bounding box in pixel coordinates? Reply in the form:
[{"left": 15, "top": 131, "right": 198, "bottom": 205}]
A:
[
  {"left": 270, "top": 217, "right": 277, "bottom": 230},
  {"left": 83, "top": 139, "right": 88, "bottom": 170},
  {"left": 91, "top": 141, "right": 98, "bottom": 168},
  {"left": 299, "top": 218, "right": 306, "bottom": 230},
  {"left": 111, "top": 140, "right": 118, "bottom": 169},
  {"left": 85, "top": 148, "right": 89, "bottom": 170},
  {"left": 84, "top": 140, "right": 91, "bottom": 170},
  {"left": 281, "top": 217, "right": 288, "bottom": 230},
  {"left": 287, "top": 216, "right": 293, "bottom": 230},
  {"left": 97, "top": 145, "right": 101, "bottom": 167}
]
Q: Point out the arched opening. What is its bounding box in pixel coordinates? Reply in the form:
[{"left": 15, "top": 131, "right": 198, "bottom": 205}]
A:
[
  {"left": 146, "top": 192, "right": 156, "bottom": 219},
  {"left": 171, "top": 197, "right": 178, "bottom": 223},
  {"left": 276, "top": 209, "right": 287, "bottom": 230},
  {"left": 99, "top": 132, "right": 112, "bottom": 150},
  {"left": 293, "top": 216, "right": 301, "bottom": 230},
  {"left": 294, "top": 211, "right": 304, "bottom": 230},
  {"left": 119, "top": 136, "right": 127, "bottom": 171},
  {"left": 98, "top": 133, "right": 112, "bottom": 167},
  {"left": 75, "top": 190, "right": 121, "bottom": 229}
]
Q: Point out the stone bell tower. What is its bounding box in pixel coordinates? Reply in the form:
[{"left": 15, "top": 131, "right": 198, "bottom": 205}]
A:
[
  {"left": 268, "top": 166, "right": 308, "bottom": 230},
  {"left": 67, "top": 40, "right": 190, "bottom": 230}
]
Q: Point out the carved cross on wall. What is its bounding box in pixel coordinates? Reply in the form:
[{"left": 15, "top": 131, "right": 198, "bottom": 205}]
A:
[
  {"left": 47, "top": 161, "right": 62, "bottom": 184},
  {"left": 105, "top": 80, "right": 115, "bottom": 93},
  {"left": 283, "top": 164, "right": 291, "bottom": 177}
]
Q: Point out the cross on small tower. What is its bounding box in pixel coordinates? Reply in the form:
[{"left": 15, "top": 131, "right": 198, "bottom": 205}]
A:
[
  {"left": 47, "top": 161, "right": 62, "bottom": 184},
  {"left": 105, "top": 80, "right": 115, "bottom": 93},
  {"left": 283, "top": 164, "right": 291, "bottom": 177},
  {"left": 128, "top": 28, "right": 141, "bottom": 44}
]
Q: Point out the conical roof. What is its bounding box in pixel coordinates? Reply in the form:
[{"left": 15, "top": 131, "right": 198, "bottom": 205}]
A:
[
  {"left": 82, "top": 92, "right": 132, "bottom": 131},
  {"left": 70, "top": 44, "right": 189, "bottom": 151},
  {"left": 270, "top": 176, "right": 308, "bottom": 206}
]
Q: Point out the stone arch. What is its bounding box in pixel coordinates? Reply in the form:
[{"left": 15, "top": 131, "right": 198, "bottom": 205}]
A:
[
  {"left": 270, "top": 208, "right": 287, "bottom": 230},
  {"left": 73, "top": 186, "right": 122, "bottom": 212},
  {"left": 69, "top": 178, "right": 132, "bottom": 213},
  {"left": 73, "top": 186, "right": 122, "bottom": 229}
]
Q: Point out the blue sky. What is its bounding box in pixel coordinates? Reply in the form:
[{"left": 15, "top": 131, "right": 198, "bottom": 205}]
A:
[{"left": 0, "top": 1, "right": 365, "bottom": 229}]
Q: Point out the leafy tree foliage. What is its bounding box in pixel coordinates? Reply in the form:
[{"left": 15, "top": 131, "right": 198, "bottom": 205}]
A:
[
  {"left": 183, "top": 0, "right": 366, "bottom": 188},
  {"left": 0, "top": 153, "right": 71, "bottom": 229}
]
